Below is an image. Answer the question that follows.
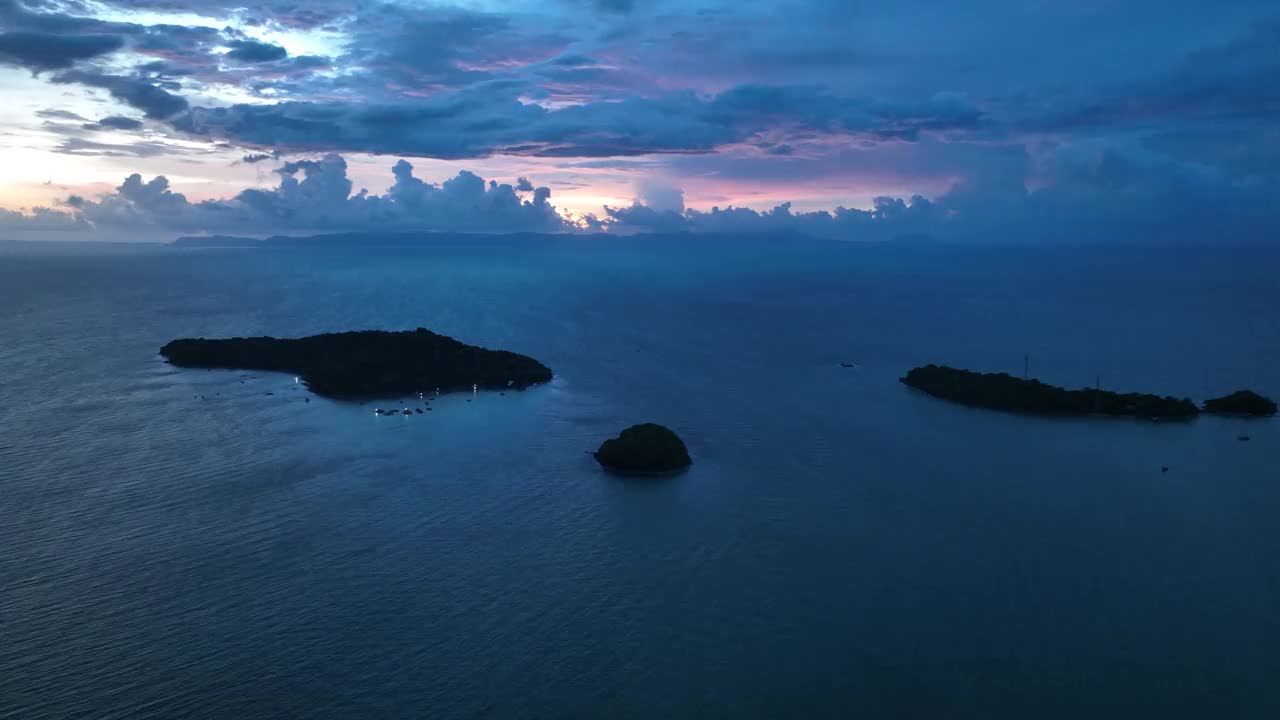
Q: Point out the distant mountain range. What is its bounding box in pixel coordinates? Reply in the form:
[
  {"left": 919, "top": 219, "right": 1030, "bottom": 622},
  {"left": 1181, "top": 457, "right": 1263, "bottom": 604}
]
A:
[
  {"left": 171, "top": 234, "right": 265, "bottom": 247},
  {"left": 170, "top": 230, "right": 927, "bottom": 247}
]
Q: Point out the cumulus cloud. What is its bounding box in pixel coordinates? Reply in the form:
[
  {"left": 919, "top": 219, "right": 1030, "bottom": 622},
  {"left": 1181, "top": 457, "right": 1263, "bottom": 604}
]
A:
[
  {"left": 4, "top": 155, "right": 569, "bottom": 237},
  {"left": 635, "top": 179, "right": 684, "bottom": 213},
  {"left": 4, "top": 139, "right": 1278, "bottom": 245},
  {"left": 600, "top": 138, "right": 1280, "bottom": 244},
  {"left": 0, "top": 205, "right": 90, "bottom": 232},
  {"left": 600, "top": 195, "right": 940, "bottom": 240}
]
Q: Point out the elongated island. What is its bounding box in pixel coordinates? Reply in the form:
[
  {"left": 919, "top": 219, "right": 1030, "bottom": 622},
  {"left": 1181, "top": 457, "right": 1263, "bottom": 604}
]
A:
[
  {"left": 161, "top": 328, "right": 552, "bottom": 398},
  {"left": 901, "top": 364, "right": 1275, "bottom": 419}
]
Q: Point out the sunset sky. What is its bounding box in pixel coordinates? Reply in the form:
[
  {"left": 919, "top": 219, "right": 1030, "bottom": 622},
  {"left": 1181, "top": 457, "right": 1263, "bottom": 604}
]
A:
[{"left": 0, "top": 0, "right": 1276, "bottom": 241}]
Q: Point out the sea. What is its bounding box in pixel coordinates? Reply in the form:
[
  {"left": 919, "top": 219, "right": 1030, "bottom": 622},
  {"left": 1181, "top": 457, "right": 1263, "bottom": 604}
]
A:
[{"left": 2, "top": 236, "right": 1278, "bottom": 719}]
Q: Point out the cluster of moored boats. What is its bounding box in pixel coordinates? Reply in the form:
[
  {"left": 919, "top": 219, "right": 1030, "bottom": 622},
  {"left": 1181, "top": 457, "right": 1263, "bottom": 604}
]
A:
[{"left": 374, "top": 406, "right": 430, "bottom": 416}]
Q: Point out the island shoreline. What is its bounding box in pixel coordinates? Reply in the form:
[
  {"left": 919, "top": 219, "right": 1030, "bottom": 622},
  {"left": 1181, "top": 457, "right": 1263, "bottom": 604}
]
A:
[{"left": 160, "top": 328, "right": 553, "bottom": 400}]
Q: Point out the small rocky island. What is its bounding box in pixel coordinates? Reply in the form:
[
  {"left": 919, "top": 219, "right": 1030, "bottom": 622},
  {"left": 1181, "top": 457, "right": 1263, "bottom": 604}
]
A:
[
  {"left": 1203, "top": 390, "right": 1278, "bottom": 417},
  {"left": 594, "top": 424, "right": 692, "bottom": 474},
  {"left": 160, "top": 328, "right": 551, "bottom": 398}
]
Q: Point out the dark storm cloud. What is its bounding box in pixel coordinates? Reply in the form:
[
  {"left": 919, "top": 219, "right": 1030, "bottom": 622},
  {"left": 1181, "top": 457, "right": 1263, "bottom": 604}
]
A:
[
  {"left": 0, "top": 0, "right": 131, "bottom": 34},
  {"left": 129, "top": 23, "right": 226, "bottom": 71},
  {"left": 333, "top": 5, "right": 569, "bottom": 94},
  {"left": 171, "top": 84, "right": 983, "bottom": 159},
  {"left": 84, "top": 115, "right": 144, "bottom": 130},
  {"left": 224, "top": 39, "right": 287, "bottom": 63},
  {"left": 0, "top": 32, "right": 123, "bottom": 70},
  {"left": 1026, "top": 21, "right": 1280, "bottom": 134},
  {"left": 52, "top": 69, "right": 189, "bottom": 118}
]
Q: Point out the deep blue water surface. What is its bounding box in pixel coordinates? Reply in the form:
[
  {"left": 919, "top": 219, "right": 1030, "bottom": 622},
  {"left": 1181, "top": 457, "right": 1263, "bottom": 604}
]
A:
[{"left": 2, "top": 238, "right": 1278, "bottom": 718}]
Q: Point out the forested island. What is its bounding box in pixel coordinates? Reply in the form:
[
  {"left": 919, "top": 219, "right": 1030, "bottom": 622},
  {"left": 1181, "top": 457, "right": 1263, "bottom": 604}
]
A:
[
  {"left": 160, "top": 328, "right": 551, "bottom": 398},
  {"left": 1204, "top": 390, "right": 1278, "bottom": 416},
  {"left": 594, "top": 424, "right": 693, "bottom": 474},
  {"left": 901, "top": 364, "right": 1275, "bottom": 419}
]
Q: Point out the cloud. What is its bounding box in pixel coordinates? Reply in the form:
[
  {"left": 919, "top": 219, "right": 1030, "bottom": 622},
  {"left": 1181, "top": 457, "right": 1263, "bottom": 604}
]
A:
[
  {"left": 635, "top": 179, "right": 684, "bottom": 213},
  {"left": 51, "top": 69, "right": 189, "bottom": 119},
  {"left": 0, "top": 0, "right": 132, "bottom": 35},
  {"left": 35, "top": 108, "right": 88, "bottom": 121},
  {"left": 0, "top": 2, "right": 310, "bottom": 110},
  {"left": 1, "top": 0, "right": 1278, "bottom": 249},
  {"left": 6, "top": 155, "right": 569, "bottom": 237},
  {"left": 333, "top": 5, "right": 568, "bottom": 96},
  {"left": 4, "top": 138, "right": 1278, "bottom": 245},
  {"left": 1024, "top": 21, "right": 1280, "bottom": 138},
  {"left": 0, "top": 206, "right": 89, "bottom": 232},
  {"left": 224, "top": 39, "right": 287, "bottom": 63},
  {"left": 85, "top": 115, "right": 144, "bottom": 130},
  {"left": 54, "top": 136, "right": 178, "bottom": 157},
  {"left": 600, "top": 137, "right": 1280, "bottom": 244},
  {"left": 0, "top": 31, "right": 124, "bottom": 71},
  {"left": 87, "top": 0, "right": 353, "bottom": 29},
  {"left": 594, "top": 0, "right": 634, "bottom": 13},
  {"left": 170, "top": 83, "right": 983, "bottom": 160},
  {"left": 600, "top": 194, "right": 940, "bottom": 240}
]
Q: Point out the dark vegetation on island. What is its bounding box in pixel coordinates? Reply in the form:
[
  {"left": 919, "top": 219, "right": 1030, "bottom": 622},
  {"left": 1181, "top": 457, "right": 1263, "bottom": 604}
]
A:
[
  {"left": 594, "top": 424, "right": 692, "bottom": 474},
  {"left": 1203, "top": 390, "right": 1278, "bottom": 417},
  {"left": 160, "top": 328, "right": 551, "bottom": 399},
  {"left": 901, "top": 364, "right": 1274, "bottom": 419}
]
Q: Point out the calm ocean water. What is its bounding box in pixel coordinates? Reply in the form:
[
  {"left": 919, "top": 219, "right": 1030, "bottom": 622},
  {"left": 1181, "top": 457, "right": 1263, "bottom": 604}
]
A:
[{"left": 2, "top": 237, "right": 1278, "bottom": 718}]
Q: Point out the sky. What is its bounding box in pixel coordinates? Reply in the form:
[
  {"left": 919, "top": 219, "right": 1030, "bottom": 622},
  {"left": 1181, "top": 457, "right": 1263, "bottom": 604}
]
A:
[{"left": 0, "top": 0, "right": 1276, "bottom": 242}]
